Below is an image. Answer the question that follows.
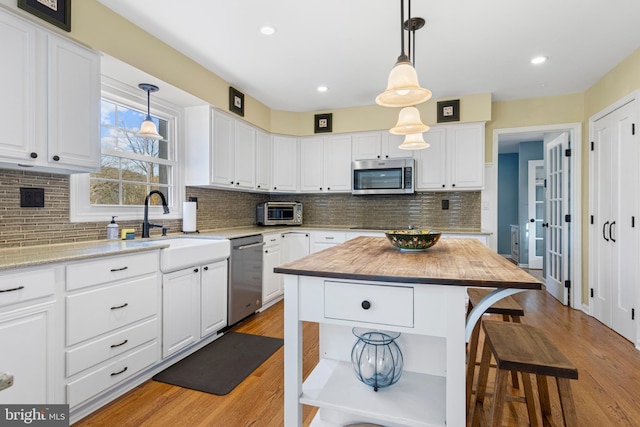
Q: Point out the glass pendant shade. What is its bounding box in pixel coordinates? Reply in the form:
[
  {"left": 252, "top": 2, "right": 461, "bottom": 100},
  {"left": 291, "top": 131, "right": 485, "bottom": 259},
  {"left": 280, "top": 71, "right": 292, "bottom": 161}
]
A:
[
  {"left": 137, "top": 117, "right": 162, "bottom": 140},
  {"left": 390, "top": 106, "right": 430, "bottom": 135},
  {"left": 399, "top": 132, "right": 430, "bottom": 150},
  {"left": 136, "top": 83, "right": 162, "bottom": 140},
  {"left": 376, "top": 61, "right": 432, "bottom": 108}
]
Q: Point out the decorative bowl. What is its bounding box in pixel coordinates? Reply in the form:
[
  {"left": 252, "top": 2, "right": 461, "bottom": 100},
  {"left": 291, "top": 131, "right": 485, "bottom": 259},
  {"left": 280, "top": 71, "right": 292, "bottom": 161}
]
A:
[{"left": 384, "top": 230, "right": 442, "bottom": 251}]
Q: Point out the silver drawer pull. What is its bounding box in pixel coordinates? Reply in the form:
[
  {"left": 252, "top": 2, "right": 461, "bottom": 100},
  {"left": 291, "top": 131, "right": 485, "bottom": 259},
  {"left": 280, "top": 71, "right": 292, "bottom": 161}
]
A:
[
  {"left": 110, "top": 303, "right": 129, "bottom": 310},
  {"left": 110, "top": 266, "right": 128, "bottom": 272},
  {"left": 110, "top": 367, "right": 128, "bottom": 376},
  {"left": 110, "top": 339, "right": 128, "bottom": 348},
  {"left": 0, "top": 286, "right": 25, "bottom": 293},
  {"left": 325, "top": 236, "right": 335, "bottom": 240}
]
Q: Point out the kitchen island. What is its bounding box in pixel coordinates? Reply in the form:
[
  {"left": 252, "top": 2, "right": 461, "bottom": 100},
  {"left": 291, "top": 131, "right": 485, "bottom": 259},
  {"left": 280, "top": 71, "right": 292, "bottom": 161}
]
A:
[{"left": 275, "top": 237, "right": 541, "bottom": 427}]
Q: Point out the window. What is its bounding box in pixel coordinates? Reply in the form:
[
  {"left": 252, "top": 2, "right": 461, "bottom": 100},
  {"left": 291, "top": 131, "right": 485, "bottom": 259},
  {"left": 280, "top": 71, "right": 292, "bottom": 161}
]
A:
[
  {"left": 70, "top": 78, "right": 183, "bottom": 223},
  {"left": 91, "top": 99, "right": 173, "bottom": 207}
]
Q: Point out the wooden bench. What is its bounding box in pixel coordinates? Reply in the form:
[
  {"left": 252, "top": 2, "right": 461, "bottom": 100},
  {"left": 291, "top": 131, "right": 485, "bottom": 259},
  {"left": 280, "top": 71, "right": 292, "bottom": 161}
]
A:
[
  {"left": 473, "top": 320, "right": 579, "bottom": 427},
  {"left": 466, "top": 288, "right": 525, "bottom": 413}
]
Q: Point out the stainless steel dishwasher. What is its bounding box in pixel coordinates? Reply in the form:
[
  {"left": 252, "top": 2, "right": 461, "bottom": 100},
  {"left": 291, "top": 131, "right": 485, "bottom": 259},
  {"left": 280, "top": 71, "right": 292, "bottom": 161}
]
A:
[{"left": 228, "top": 234, "right": 264, "bottom": 326}]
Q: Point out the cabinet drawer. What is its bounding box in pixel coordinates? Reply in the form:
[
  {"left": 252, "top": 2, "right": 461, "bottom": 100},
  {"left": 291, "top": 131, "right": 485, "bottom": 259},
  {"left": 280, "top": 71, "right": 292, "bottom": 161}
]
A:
[
  {"left": 324, "top": 281, "right": 414, "bottom": 327},
  {"left": 66, "top": 341, "right": 158, "bottom": 408},
  {"left": 0, "top": 268, "right": 55, "bottom": 308},
  {"left": 66, "top": 251, "right": 159, "bottom": 291},
  {"left": 263, "top": 233, "right": 282, "bottom": 247},
  {"left": 66, "top": 318, "right": 158, "bottom": 377},
  {"left": 66, "top": 275, "right": 158, "bottom": 346},
  {"left": 311, "top": 231, "right": 346, "bottom": 244}
]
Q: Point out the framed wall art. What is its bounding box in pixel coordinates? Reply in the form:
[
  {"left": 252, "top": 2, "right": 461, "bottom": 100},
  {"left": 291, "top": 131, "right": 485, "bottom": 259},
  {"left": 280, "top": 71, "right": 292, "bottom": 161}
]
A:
[
  {"left": 437, "top": 99, "right": 460, "bottom": 123},
  {"left": 229, "top": 87, "right": 245, "bottom": 117},
  {"left": 314, "top": 113, "right": 332, "bottom": 133},
  {"left": 18, "top": 0, "right": 71, "bottom": 32}
]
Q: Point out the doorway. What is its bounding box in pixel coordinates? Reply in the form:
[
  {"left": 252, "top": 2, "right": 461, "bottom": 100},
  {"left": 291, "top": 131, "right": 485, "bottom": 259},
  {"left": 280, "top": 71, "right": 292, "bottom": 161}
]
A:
[{"left": 485, "top": 123, "right": 582, "bottom": 309}]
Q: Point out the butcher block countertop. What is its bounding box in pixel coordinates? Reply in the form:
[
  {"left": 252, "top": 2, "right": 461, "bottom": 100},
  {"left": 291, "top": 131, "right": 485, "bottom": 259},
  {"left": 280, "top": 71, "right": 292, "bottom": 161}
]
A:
[{"left": 274, "top": 236, "right": 541, "bottom": 289}]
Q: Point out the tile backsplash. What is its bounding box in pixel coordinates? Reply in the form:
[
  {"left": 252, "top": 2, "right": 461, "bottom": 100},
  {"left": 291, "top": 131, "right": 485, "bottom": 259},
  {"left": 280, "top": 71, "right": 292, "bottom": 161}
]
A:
[{"left": 0, "top": 169, "right": 480, "bottom": 248}]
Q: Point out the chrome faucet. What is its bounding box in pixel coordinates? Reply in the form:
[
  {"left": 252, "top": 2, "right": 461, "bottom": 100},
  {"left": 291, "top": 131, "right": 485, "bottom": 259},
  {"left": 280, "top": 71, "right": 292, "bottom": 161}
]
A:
[{"left": 142, "top": 190, "right": 170, "bottom": 238}]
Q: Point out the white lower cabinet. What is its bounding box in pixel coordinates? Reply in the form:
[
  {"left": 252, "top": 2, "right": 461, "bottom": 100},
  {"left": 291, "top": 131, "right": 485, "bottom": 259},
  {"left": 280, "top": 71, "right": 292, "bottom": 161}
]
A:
[
  {"left": 0, "top": 266, "right": 57, "bottom": 404},
  {"left": 281, "top": 231, "right": 310, "bottom": 262},
  {"left": 163, "top": 260, "right": 228, "bottom": 358},
  {"left": 64, "top": 251, "right": 161, "bottom": 410},
  {"left": 263, "top": 232, "right": 283, "bottom": 306}
]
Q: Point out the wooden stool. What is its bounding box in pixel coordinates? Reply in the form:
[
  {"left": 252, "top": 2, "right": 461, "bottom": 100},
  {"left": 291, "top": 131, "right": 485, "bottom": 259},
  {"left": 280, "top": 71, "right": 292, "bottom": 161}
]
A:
[
  {"left": 466, "top": 288, "right": 524, "bottom": 413},
  {"left": 473, "top": 320, "right": 579, "bottom": 427}
]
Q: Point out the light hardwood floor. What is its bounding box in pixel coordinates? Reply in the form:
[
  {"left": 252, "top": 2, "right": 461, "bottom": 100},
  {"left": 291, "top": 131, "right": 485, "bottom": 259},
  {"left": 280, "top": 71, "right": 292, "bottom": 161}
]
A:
[{"left": 75, "top": 288, "right": 640, "bottom": 426}]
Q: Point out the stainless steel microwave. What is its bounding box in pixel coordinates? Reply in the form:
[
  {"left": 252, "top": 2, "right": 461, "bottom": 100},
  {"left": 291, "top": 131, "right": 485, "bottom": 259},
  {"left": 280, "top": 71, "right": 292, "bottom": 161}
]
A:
[
  {"left": 352, "top": 158, "right": 415, "bottom": 195},
  {"left": 256, "top": 201, "right": 303, "bottom": 226}
]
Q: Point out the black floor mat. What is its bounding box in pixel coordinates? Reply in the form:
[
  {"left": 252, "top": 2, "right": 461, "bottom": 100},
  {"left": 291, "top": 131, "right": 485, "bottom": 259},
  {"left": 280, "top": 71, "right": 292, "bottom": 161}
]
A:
[{"left": 152, "top": 332, "right": 283, "bottom": 395}]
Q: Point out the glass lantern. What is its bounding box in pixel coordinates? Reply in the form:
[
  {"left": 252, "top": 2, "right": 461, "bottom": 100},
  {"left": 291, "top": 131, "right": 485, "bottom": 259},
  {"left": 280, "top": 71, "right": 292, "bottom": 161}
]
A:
[{"left": 350, "top": 328, "right": 403, "bottom": 391}]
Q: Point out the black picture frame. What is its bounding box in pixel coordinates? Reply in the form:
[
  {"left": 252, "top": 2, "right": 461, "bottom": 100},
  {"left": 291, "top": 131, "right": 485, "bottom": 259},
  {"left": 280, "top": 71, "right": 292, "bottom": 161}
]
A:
[
  {"left": 314, "top": 113, "right": 332, "bottom": 133},
  {"left": 18, "top": 0, "right": 71, "bottom": 32},
  {"left": 437, "top": 99, "right": 460, "bottom": 123},
  {"left": 229, "top": 87, "right": 245, "bottom": 117}
]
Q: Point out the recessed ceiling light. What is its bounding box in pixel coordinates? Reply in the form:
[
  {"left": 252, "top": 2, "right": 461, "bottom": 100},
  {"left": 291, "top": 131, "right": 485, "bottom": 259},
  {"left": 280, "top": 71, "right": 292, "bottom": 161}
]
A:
[
  {"left": 260, "top": 25, "right": 276, "bottom": 36},
  {"left": 317, "top": 86, "right": 328, "bottom": 93},
  {"left": 531, "top": 56, "right": 548, "bottom": 65}
]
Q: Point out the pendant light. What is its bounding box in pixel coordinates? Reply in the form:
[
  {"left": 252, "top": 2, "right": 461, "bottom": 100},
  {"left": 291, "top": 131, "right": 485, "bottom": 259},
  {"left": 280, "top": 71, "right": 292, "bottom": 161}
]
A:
[
  {"left": 389, "top": 106, "right": 430, "bottom": 135},
  {"left": 136, "top": 83, "right": 162, "bottom": 140},
  {"left": 398, "top": 132, "right": 430, "bottom": 150},
  {"left": 375, "top": 0, "right": 431, "bottom": 108}
]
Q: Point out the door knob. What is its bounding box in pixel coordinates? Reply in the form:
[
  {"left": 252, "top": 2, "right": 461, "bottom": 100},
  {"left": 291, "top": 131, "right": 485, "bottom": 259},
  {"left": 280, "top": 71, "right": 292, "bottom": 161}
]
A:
[
  {"left": 542, "top": 223, "right": 549, "bottom": 228},
  {"left": 530, "top": 218, "right": 535, "bottom": 222}
]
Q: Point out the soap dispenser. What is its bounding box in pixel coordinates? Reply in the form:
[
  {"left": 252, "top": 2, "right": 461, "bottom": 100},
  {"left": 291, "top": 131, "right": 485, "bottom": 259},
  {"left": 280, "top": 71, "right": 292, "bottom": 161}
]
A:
[{"left": 107, "top": 216, "right": 119, "bottom": 240}]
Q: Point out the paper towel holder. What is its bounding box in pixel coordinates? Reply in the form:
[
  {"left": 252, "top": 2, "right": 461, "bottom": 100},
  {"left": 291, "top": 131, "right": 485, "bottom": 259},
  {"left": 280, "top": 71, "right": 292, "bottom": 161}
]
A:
[{"left": 182, "top": 199, "right": 199, "bottom": 234}]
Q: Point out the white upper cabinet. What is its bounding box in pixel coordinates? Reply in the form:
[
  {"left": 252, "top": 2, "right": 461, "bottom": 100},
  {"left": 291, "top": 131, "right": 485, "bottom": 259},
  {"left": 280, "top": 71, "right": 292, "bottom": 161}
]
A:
[
  {"left": 352, "top": 131, "right": 411, "bottom": 160},
  {"left": 415, "top": 122, "right": 485, "bottom": 191},
  {"left": 0, "top": 9, "right": 100, "bottom": 173},
  {"left": 185, "top": 106, "right": 258, "bottom": 190},
  {"left": 272, "top": 135, "right": 298, "bottom": 192},
  {"left": 255, "top": 129, "right": 271, "bottom": 191},
  {"left": 299, "top": 134, "right": 352, "bottom": 193}
]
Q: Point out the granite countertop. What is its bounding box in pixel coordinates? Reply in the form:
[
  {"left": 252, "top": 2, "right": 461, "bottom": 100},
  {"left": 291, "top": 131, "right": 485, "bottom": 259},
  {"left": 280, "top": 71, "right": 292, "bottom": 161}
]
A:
[
  {"left": 274, "top": 236, "right": 539, "bottom": 288},
  {"left": 0, "top": 225, "right": 491, "bottom": 271}
]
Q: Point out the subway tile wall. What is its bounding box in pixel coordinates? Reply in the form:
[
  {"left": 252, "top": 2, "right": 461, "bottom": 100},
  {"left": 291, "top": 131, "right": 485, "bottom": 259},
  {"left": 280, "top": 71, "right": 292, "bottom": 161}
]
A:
[{"left": 0, "top": 170, "right": 480, "bottom": 248}]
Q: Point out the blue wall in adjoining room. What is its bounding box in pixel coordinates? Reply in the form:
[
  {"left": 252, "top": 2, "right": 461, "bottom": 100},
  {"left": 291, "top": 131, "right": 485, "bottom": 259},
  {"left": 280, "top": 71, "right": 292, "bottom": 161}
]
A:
[
  {"left": 518, "top": 141, "right": 544, "bottom": 265},
  {"left": 497, "top": 153, "right": 519, "bottom": 255}
]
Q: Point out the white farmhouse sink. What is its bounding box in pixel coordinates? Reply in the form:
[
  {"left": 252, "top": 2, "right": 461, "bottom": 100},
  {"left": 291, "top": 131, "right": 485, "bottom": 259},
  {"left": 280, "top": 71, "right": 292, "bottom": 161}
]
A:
[{"left": 143, "top": 238, "right": 230, "bottom": 273}]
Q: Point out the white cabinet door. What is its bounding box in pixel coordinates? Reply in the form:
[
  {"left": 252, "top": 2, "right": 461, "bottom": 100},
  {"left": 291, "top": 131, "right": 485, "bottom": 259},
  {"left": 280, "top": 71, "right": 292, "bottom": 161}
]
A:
[
  {"left": 272, "top": 135, "right": 298, "bottom": 192},
  {"left": 211, "top": 111, "right": 235, "bottom": 187},
  {"left": 415, "top": 127, "right": 447, "bottom": 190},
  {"left": 384, "top": 133, "right": 414, "bottom": 159},
  {"left": 234, "top": 121, "right": 256, "bottom": 189},
  {"left": 449, "top": 123, "right": 484, "bottom": 189},
  {"left": 263, "top": 237, "right": 283, "bottom": 304},
  {"left": 325, "top": 135, "right": 352, "bottom": 192},
  {"left": 0, "top": 306, "right": 53, "bottom": 403},
  {"left": 47, "top": 34, "right": 100, "bottom": 172},
  {"left": 309, "top": 231, "right": 346, "bottom": 254},
  {"left": 352, "top": 132, "right": 383, "bottom": 160},
  {"left": 201, "top": 261, "right": 228, "bottom": 337},
  {"left": 299, "top": 136, "right": 324, "bottom": 192},
  {"left": 162, "top": 267, "right": 200, "bottom": 357},
  {"left": 0, "top": 9, "right": 38, "bottom": 164},
  {"left": 255, "top": 129, "right": 271, "bottom": 191},
  {"left": 281, "top": 232, "right": 310, "bottom": 262}
]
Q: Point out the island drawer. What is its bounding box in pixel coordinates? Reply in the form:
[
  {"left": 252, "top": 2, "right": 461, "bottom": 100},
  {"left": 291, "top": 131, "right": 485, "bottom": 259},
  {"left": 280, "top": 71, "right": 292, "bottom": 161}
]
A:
[
  {"left": 0, "top": 268, "right": 55, "bottom": 308},
  {"left": 324, "top": 281, "right": 414, "bottom": 327},
  {"left": 66, "top": 275, "right": 158, "bottom": 346},
  {"left": 66, "top": 318, "right": 158, "bottom": 377},
  {"left": 66, "top": 251, "right": 159, "bottom": 291}
]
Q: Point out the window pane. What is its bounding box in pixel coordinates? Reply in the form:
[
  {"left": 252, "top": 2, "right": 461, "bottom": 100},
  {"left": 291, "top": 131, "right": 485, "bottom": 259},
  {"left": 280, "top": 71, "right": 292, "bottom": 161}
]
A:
[
  {"left": 118, "top": 108, "right": 147, "bottom": 133},
  {"left": 101, "top": 100, "right": 116, "bottom": 126},
  {"left": 90, "top": 180, "right": 119, "bottom": 205},
  {"left": 148, "top": 186, "right": 170, "bottom": 206},
  {"left": 150, "top": 163, "right": 170, "bottom": 185},
  {"left": 121, "top": 158, "right": 149, "bottom": 183},
  {"left": 91, "top": 155, "right": 120, "bottom": 180},
  {"left": 122, "top": 183, "right": 149, "bottom": 206}
]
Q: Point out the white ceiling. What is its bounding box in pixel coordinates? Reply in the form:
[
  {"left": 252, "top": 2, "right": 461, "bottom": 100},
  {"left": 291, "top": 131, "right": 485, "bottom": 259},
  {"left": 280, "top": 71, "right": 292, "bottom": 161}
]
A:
[{"left": 97, "top": 0, "right": 640, "bottom": 113}]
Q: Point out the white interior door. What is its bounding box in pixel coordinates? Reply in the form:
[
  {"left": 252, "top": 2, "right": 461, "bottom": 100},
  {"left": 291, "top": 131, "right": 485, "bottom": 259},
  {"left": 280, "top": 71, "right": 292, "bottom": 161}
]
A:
[
  {"left": 527, "top": 160, "right": 545, "bottom": 269},
  {"left": 591, "top": 100, "right": 638, "bottom": 343},
  {"left": 545, "top": 133, "right": 570, "bottom": 304}
]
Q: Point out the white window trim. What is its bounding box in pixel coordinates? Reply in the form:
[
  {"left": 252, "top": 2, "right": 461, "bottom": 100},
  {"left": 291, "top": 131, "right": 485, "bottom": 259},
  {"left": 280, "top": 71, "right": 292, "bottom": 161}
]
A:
[{"left": 70, "top": 77, "right": 185, "bottom": 223}]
